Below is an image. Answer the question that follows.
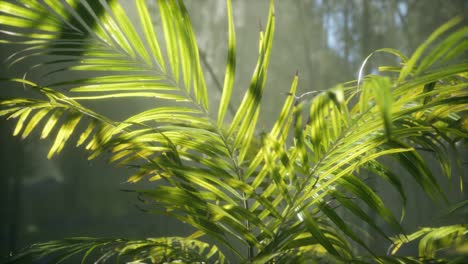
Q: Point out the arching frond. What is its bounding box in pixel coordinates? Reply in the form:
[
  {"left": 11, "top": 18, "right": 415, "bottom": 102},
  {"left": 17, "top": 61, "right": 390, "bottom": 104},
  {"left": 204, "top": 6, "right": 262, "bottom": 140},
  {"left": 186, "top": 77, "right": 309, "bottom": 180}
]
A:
[
  {"left": 7, "top": 237, "right": 225, "bottom": 264},
  {"left": 1, "top": 1, "right": 467, "bottom": 263},
  {"left": 249, "top": 17, "right": 467, "bottom": 262},
  {"left": 387, "top": 225, "right": 468, "bottom": 264}
]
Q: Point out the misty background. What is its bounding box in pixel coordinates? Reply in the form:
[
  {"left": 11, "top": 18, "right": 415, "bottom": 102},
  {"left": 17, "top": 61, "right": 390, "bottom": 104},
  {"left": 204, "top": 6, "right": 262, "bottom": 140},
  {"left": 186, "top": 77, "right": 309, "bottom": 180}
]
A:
[{"left": 1, "top": 0, "right": 467, "bottom": 259}]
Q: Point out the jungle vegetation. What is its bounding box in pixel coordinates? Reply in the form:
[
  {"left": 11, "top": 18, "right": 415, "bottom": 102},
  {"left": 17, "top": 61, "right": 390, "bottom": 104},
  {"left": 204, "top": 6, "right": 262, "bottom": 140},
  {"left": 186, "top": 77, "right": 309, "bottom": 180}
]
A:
[{"left": 0, "top": 0, "right": 467, "bottom": 263}]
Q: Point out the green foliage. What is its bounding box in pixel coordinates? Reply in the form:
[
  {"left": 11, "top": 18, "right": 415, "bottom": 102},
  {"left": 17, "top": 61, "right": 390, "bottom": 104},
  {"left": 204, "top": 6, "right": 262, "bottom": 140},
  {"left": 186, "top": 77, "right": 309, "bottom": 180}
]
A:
[
  {"left": 389, "top": 201, "right": 468, "bottom": 262},
  {"left": 0, "top": 0, "right": 467, "bottom": 263},
  {"left": 7, "top": 237, "right": 225, "bottom": 264},
  {"left": 390, "top": 225, "right": 468, "bottom": 259}
]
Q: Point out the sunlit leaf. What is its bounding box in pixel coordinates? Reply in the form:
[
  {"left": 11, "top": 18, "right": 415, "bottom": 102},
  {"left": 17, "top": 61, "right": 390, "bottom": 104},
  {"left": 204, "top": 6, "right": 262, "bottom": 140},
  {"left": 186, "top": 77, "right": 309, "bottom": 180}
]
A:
[{"left": 217, "top": 0, "right": 236, "bottom": 126}]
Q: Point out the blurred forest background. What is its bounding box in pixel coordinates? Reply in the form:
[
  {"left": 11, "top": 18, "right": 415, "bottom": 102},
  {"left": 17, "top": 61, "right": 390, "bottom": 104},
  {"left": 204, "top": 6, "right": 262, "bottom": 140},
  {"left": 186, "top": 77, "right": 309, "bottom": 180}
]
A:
[{"left": 1, "top": 0, "right": 467, "bottom": 258}]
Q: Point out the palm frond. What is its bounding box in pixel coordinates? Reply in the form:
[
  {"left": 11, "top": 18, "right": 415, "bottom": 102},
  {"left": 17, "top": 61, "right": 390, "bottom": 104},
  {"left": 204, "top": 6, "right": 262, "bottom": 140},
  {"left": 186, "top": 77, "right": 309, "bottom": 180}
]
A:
[
  {"left": 0, "top": 1, "right": 467, "bottom": 263},
  {"left": 7, "top": 237, "right": 225, "bottom": 264},
  {"left": 251, "top": 16, "right": 467, "bottom": 262},
  {"left": 389, "top": 225, "right": 468, "bottom": 260},
  {"left": 227, "top": 0, "right": 275, "bottom": 163}
]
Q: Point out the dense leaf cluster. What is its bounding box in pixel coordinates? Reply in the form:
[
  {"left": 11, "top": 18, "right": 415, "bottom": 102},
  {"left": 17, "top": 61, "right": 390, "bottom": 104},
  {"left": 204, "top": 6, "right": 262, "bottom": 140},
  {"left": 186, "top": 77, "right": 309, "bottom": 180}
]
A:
[{"left": 0, "top": 0, "right": 466, "bottom": 263}]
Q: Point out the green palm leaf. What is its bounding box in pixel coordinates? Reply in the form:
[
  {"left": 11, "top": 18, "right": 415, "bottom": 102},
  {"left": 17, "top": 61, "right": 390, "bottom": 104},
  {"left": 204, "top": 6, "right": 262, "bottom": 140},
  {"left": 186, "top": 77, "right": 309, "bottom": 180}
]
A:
[
  {"left": 1, "top": 1, "right": 467, "bottom": 263},
  {"left": 217, "top": 0, "right": 236, "bottom": 126},
  {"left": 390, "top": 225, "right": 468, "bottom": 260},
  {"left": 6, "top": 237, "right": 225, "bottom": 264}
]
